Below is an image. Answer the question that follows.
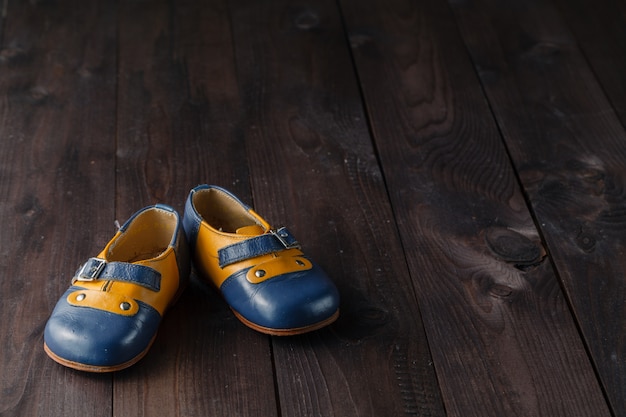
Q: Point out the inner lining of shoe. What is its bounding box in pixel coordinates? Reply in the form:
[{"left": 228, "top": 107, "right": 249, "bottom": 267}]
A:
[
  {"left": 193, "top": 188, "right": 259, "bottom": 233},
  {"left": 107, "top": 208, "right": 177, "bottom": 262}
]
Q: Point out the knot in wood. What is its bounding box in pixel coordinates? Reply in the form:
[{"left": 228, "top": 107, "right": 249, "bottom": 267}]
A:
[
  {"left": 28, "top": 86, "right": 49, "bottom": 102},
  {"left": 576, "top": 231, "right": 596, "bottom": 253},
  {"left": 525, "top": 41, "right": 562, "bottom": 63},
  {"left": 0, "top": 47, "right": 24, "bottom": 62},
  {"left": 349, "top": 33, "right": 373, "bottom": 48},
  {"left": 488, "top": 284, "right": 513, "bottom": 299},
  {"left": 294, "top": 10, "right": 319, "bottom": 30},
  {"left": 485, "top": 227, "right": 542, "bottom": 265}
]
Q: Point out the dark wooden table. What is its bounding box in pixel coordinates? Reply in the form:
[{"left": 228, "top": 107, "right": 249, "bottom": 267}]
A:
[{"left": 0, "top": 0, "right": 624, "bottom": 415}]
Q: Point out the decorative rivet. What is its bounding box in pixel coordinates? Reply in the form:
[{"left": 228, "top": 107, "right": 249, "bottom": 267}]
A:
[
  {"left": 255, "top": 269, "right": 266, "bottom": 278},
  {"left": 119, "top": 302, "right": 131, "bottom": 311},
  {"left": 295, "top": 260, "right": 305, "bottom": 266},
  {"left": 76, "top": 293, "right": 86, "bottom": 301}
]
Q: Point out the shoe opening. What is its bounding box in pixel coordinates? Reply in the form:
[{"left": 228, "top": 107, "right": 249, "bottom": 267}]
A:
[
  {"left": 193, "top": 188, "right": 263, "bottom": 233},
  {"left": 107, "top": 208, "right": 178, "bottom": 262}
]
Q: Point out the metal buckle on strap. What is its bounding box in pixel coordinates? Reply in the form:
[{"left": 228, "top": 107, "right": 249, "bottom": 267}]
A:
[
  {"left": 218, "top": 227, "right": 302, "bottom": 268},
  {"left": 271, "top": 227, "right": 301, "bottom": 250},
  {"left": 73, "top": 258, "right": 106, "bottom": 283}
]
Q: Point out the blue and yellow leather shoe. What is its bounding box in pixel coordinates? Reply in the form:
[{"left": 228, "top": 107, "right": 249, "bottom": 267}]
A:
[
  {"left": 43, "top": 204, "right": 190, "bottom": 372},
  {"left": 183, "top": 185, "right": 339, "bottom": 335}
]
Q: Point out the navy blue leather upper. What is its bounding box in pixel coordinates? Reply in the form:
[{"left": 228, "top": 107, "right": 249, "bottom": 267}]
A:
[
  {"left": 219, "top": 262, "right": 340, "bottom": 330},
  {"left": 44, "top": 287, "right": 161, "bottom": 367},
  {"left": 182, "top": 190, "right": 202, "bottom": 251}
]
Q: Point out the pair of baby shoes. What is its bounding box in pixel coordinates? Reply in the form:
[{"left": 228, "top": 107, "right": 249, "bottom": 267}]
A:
[{"left": 43, "top": 185, "right": 340, "bottom": 372}]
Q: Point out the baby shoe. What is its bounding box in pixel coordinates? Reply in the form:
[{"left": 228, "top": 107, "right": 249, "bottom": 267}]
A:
[
  {"left": 44, "top": 204, "right": 190, "bottom": 372},
  {"left": 183, "top": 185, "right": 339, "bottom": 335}
]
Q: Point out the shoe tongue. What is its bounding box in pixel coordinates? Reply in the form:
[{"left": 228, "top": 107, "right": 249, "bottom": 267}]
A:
[{"left": 235, "top": 225, "right": 265, "bottom": 235}]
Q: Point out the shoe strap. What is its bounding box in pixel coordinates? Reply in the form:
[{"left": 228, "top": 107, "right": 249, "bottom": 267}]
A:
[
  {"left": 72, "top": 257, "right": 161, "bottom": 291},
  {"left": 218, "top": 227, "right": 301, "bottom": 268}
]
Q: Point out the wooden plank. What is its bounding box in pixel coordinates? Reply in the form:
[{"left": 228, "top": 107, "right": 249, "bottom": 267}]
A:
[
  {"left": 229, "top": 0, "right": 446, "bottom": 416},
  {"left": 113, "top": 1, "right": 279, "bottom": 416},
  {"left": 0, "top": 0, "right": 116, "bottom": 415},
  {"left": 447, "top": 0, "right": 626, "bottom": 414},
  {"left": 340, "top": 0, "right": 613, "bottom": 415},
  {"left": 555, "top": 0, "right": 626, "bottom": 124}
]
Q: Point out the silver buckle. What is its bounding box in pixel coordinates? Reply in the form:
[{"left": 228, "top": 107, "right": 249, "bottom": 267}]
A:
[
  {"left": 73, "top": 258, "right": 106, "bottom": 283},
  {"left": 271, "top": 227, "right": 301, "bottom": 249}
]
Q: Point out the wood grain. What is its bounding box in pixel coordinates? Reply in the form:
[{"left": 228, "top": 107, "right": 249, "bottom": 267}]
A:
[
  {"left": 340, "top": 0, "right": 612, "bottom": 415},
  {"left": 229, "top": 0, "right": 445, "bottom": 416},
  {"left": 448, "top": 0, "right": 626, "bottom": 414},
  {"left": 0, "top": 0, "right": 117, "bottom": 415},
  {"left": 0, "top": 0, "right": 621, "bottom": 415},
  {"left": 555, "top": 0, "right": 626, "bottom": 124},
  {"left": 113, "top": 0, "right": 278, "bottom": 416}
]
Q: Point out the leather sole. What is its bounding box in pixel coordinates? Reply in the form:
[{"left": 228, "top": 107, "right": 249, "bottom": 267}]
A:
[
  {"left": 43, "top": 334, "right": 156, "bottom": 373},
  {"left": 231, "top": 308, "right": 340, "bottom": 336}
]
